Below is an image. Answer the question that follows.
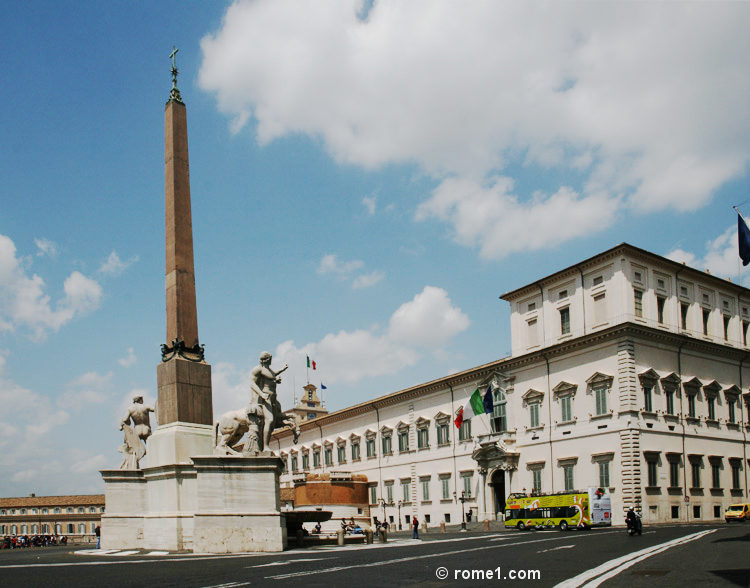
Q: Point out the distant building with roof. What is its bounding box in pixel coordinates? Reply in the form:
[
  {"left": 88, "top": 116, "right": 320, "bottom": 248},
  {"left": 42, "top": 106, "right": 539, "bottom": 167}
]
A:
[{"left": 0, "top": 493, "right": 105, "bottom": 542}]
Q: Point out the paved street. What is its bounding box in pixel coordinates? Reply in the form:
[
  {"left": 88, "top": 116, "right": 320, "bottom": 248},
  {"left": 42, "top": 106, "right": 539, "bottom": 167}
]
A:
[{"left": 0, "top": 524, "right": 748, "bottom": 587}]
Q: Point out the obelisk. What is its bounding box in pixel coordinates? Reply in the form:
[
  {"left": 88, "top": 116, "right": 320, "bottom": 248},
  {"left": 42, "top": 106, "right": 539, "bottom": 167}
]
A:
[{"left": 151, "top": 47, "right": 213, "bottom": 465}]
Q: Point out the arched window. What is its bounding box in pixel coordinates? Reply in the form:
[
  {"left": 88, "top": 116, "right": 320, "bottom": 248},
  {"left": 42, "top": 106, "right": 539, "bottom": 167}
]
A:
[
  {"left": 11, "top": 525, "right": 17, "bottom": 534},
  {"left": 53, "top": 507, "right": 61, "bottom": 514},
  {"left": 55, "top": 524, "right": 62, "bottom": 534},
  {"left": 31, "top": 524, "right": 38, "bottom": 533},
  {"left": 78, "top": 523, "right": 86, "bottom": 534},
  {"left": 20, "top": 524, "right": 27, "bottom": 534}
]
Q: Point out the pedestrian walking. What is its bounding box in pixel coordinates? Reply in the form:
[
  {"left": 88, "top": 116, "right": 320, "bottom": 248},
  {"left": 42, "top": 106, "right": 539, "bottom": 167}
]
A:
[
  {"left": 95, "top": 525, "right": 101, "bottom": 549},
  {"left": 412, "top": 516, "right": 419, "bottom": 539}
]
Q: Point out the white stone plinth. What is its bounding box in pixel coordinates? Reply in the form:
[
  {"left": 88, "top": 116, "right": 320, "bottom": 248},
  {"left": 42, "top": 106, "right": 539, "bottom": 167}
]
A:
[
  {"left": 192, "top": 456, "right": 286, "bottom": 553},
  {"left": 100, "top": 454, "right": 286, "bottom": 552},
  {"left": 145, "top": 421, "right": 213, "bottom": 468},
  {"left": 100, "top": 469, "right": 145, "bottom": 549}
]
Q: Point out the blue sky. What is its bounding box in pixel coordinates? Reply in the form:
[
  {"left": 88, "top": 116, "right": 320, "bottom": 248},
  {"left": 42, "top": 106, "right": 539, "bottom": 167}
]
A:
[{"left": 1, "top": 0, "right": 749, "bottom": 496}]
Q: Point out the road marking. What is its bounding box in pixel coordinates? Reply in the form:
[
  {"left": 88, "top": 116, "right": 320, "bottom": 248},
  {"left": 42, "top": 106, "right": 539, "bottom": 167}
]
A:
[
  {"left": 200, "top": 583, "right": 251, "bottom": 588},
  {"left": 266, "top": 531, "right": 618, "bottom": 580},
  {"left": 252, "top": 557, "right": 330, "bottom": 568},
  {"left": 145, "top": 551, "right": 170, "bottom": 556},
  {"left": 538, "top": 545, "right": 575, "bottom": 553},
  {"left": 555, "top": 529, "right": 716, "bottom": 588},
  {"left": 103, "top": 550, "right": 139, "bottom": 556}
]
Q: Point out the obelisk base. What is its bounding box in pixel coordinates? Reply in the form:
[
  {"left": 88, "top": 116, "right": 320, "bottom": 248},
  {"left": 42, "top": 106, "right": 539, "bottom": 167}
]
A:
[{"left": 100, "top": 455, "right": 286, "bottom": 553}]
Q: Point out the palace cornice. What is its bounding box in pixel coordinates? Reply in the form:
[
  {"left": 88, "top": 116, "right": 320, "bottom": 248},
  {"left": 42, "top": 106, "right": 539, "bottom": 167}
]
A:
[{"left": 501, "top": 243, "right": 750, "bottom": 302}]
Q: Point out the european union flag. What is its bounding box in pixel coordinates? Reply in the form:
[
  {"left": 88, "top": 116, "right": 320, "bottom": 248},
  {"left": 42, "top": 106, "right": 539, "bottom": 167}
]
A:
[
  {"left": 739, "top": 213, "right": 750, "bottom": 266},
  {"left": 321, "top": 383, "right": 327, "bottom": 390},
  {"left": 482, "top": 384, "right": 494, "bottom": 414}
]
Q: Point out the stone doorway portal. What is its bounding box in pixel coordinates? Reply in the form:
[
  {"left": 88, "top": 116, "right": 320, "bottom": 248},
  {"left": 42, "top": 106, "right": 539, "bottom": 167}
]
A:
[{"left": 491, "top": 469, "right": 506, "bottom": 515}]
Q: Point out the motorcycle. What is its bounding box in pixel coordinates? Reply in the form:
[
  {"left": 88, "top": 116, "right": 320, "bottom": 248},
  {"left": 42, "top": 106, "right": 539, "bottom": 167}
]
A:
[{"left": 625, "top": 514, "right": 642, "bottom": 536}]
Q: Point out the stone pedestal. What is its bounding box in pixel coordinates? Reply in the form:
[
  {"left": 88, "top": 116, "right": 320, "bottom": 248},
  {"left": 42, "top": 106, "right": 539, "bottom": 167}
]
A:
[
  {"left": 145, "top": 421, "right": 214, "bottom": 468},
  {"left": 192, "top": 456, "right": 286, "bottom": 553},
  {"left": 156, "top": 358, "right": 212, "bottom": 426},
  {"left": 100, "top": 455, "right": 285, "bottom": 553}
]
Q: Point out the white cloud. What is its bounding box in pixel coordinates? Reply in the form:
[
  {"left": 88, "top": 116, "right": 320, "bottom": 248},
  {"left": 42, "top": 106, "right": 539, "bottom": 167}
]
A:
[
  {"left": 59, "top": 371, "right": 112, "bottom": 410},
  {"left": 416, "top": 177, "right": 620, "bottom": 259},
  {"left": 118, "top": 347, "right": 136, "bottom": 367},
  {"left": 388, "top": 286, "right": 470, "bottom": 348},
  {"left": 0, "top": 234, "right": 103, "bottom": 339},
  {"left": 666, "top": 225, "right": 743, "bottom": 283},
  {"left": 211, "top": 361, "right": 251, "bottom": 418},
  {"left": 274, "top": 285, "right": 468, "bottom": 387},
  {"left": 362, "top": 195, "right": 377, "bottom": 215},
  {"left": 317, "top": 253, "right": 384, "bottom": 289},
  {"left": 317, "top": 253, "right": 364, "bottom": 276},
  {"left": 199, "top": 1, "right": 750, "bottom": 253},
  {"left": 99, "top": 251, "right": 139, "bottom": 276},
  {"left": 34, "top": 238, "right": 58, "bottom": 258},
  {"left": 70, "top": 453, "right": 107, "bottom": 474},
  {"left": 352, "top": 271, "right": 385, "bottom": 290}
]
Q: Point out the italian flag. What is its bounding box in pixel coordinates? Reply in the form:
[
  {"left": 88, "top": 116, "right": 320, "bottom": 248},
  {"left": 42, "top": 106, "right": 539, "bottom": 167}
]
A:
[
  {"left": 306, "top": 355, "right": 316, "bottom": 370},
  {"left": 454, "top": 387, "right": 488, "bottom": 428}
]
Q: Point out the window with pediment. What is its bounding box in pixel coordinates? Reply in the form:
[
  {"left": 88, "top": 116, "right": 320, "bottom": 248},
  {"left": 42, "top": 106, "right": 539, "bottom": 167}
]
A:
[
  {"left": 381, "top": 426, "right": 393, "bottom": 455},
  {"left": 553, "top": 381, "right": 577, "bottom": 423},
  {"left": 435, "top": 412, "right": 450, "bottom": 446},
  {"left": 638, "top": 369, "right": 659, "bottom": 413},
  {"left": 587, "top": 372, "right": 613, "bottom": 416},
  {"left": 683, "top": 377, "right": 702, "bottom": 420},
  {"left": 703, "top": 381, "right": 721, "bottom": 421},
  {"left": 725, "top": 386, "right": 741, "bottom": 424},
  {"left": 416, "top": 417, "right": 430, "bottom": 449},
  {"left": 522, "top": 389, "right": 544, "bottom": 428},
  {"left": 661, "top": 373, "right": 681, "bottom": 416}
]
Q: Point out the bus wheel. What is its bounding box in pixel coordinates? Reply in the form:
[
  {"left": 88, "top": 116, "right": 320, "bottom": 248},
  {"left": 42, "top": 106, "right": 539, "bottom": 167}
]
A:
[
  {"left": 516, "top": 522, "right": 526, "bottom": 531},
  {"left": 558, "top": 520, "right": 569, "bottom": 531}
]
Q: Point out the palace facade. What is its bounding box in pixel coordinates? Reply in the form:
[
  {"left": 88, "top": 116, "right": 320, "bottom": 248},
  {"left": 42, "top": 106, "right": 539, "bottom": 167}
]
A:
[
  {"left": 273, "top": 243, "right": 750, "bottom": 526},
  {"left": 0, "top": 494, "right": 105, "bottom": 542}
]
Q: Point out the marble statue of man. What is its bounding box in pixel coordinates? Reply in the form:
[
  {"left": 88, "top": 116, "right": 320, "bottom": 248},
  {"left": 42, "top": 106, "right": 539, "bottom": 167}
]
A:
[
  {"left": 118, "top": 395, "right": 154, "bottom": 469},
  {"left": 250, "top": 351, "right": 298, "bottom": 451}
]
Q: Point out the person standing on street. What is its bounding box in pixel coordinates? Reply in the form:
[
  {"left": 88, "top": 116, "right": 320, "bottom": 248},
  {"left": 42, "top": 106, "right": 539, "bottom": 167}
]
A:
[
  {"left": 412, "top": 515, "right": 419, "bottom": 539},
  {"left": 95, "top": 525, "right": 101, "bottom": 549}
]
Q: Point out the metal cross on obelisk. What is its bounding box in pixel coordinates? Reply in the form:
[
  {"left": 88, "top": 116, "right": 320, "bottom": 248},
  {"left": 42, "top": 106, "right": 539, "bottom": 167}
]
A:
[{"left": 168, "top": 46, "right": 182, "bottom": 103}]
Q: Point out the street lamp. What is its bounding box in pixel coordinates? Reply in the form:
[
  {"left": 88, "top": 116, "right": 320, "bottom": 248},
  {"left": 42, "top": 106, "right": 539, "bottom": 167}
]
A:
[
  {"left": 397, "top": 500, "right": 403, "bottom": 530},
  {"left": 379, "top": 498, "right": 387, "bottom": 525},
  {"left": 456, "top": 491, "right": 468, "bottom": 531}
]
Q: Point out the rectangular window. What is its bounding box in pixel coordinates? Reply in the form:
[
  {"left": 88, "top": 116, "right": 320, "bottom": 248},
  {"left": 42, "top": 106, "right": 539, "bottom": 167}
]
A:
[
  {"left": 302, "top": 453, "right": 309, "bottom": 470},
  {"left": 382, "top": 435, "right": 392, "bottom": 455},
  {"left": 598, "top": 461, "right": 610, "bottom": 488},
  {"left": 729, "top": 399, "right": 737, "bottom": 423},
  {"left": 291, "top": 456, "right": 298, "bottom": 472},
  {"left": 366, "top": 438, "right": 376, "bottom": 458},
  {"left": 644, "top": 385, "right": 653, "bottom": 412},
  {"left": 529, "top": 403, "right": 540, "bottom": 428},
  {"left": 666, "top": 390, "right": 675, "bottom": 415},
  {"left": 458, "top": 420, "right": 471, "bottom": 441},
  {"left": 417, "top": 428, "right": 429, "bottom": 449},
  {"left": 647, "top": 461, "right": 658, "bottom": 487},
  {"left": 669, "top": 461, "right": 680, "bottom": 487},
  {"left": 441, "top": 477, "right": 450, "bottom": 500},
  {"left": 462, "top": 474, "right": 473, "bottom": 497},
  {"left": 527, "top": 318, "right": 538, "bottom": 347},
  {"left": 712, "top": 464, "right": 720, "bottom": 488},
  {"left": 656, "top": 296, "right": 666, "bottom": 324},
  {"left": 707, "top": 397, "right": 716, "bottom": 420},
  {"left": 351, "top": 442, "right": 360, "bottom": 461},
  {"left": 560, "top": 307, "right": 571, "bottom": 335},
  {"left": 402, "top": 480, "right": 410, "bottom": 502},
  {"left": 744, "top": 320, "right": 749, "bottom": 346},
  {"left": 687, "top": 394, "right": 696, "bottom": 418},
  {"left": 702, "top": 308, "right": 710, "bottom": 335},
  {"left": 561, "top": 395, "right": 573, "bottom": 422},
  {"left": 671, "top": 505, "right": 680, "bottom": 519},
  {"left": 398, "top": 430, "right": 409, "bottom": 452},
  {"left": 593, "top": 292, "right": 606, "bottom": 324},
  {"left": 313, "top": 450, "right": 320, "bottom": 467},
  {"left": 532, "top": 469, "right": 542, "bottom": 493},
  {"left": 691, "top": 463, "right": 701, "bottom": 488},
  {"left": 386, "top": 483, "right": 394, "bottom": 503},
  {"left": 337, "top": 445, "right": 346, "bottom": 463},
  {"left": 325, "top": 448, "right": 333, "bottom": 465},
  {"left": 724, "top": 315, "right": 730, "bottom": 340},
  {"left": 732, "top": 464, "right": 742, "bottom": 490},
  {"left": 421, "top": 479, "right": 430, "bottom": 501},
  {"left": 595, "top": 386, "right": 608, "bottom": 415},
  {"left": 563, "top": 465, "right": 574, "bottom": 491},
  {"left": 681, "top": 302, "right": 689, "bottom": 329},
  {"left": 437, "top": 423, "right": 449, "bottom": 445},
  {"left": 370, "top": 486, "right": 377, "bottom": 504},
  {"left": 492, "top": 399, "right": 507, "bottom": 433}
]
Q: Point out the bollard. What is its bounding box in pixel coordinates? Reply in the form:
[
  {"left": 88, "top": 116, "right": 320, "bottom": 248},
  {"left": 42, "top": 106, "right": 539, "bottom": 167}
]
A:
[
  {"left": 440, "top": 521, "right": 446, "bottom": 533},
  {"left": 337, "top": 530, "right": 345, "bottom": 546},
  {"left": 483, "top": 519, "right": 490, "bottom": 531},
  {"left": 379, "top": 528, "right": 387, "bottom": 543},
  {"left": 296, "top": 529, "right": 305, "bottom": 547}
]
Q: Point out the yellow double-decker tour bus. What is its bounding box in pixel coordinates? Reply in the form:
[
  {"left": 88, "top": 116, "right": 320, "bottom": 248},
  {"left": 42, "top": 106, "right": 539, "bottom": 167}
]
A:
[{"left": 504, "top": 488, "right": 612, "bottom": 531}]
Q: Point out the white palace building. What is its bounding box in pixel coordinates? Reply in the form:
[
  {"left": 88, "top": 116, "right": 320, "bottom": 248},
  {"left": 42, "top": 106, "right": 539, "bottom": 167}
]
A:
[{"left": 273, "top": 243, "right": 750, "bottom": 527}]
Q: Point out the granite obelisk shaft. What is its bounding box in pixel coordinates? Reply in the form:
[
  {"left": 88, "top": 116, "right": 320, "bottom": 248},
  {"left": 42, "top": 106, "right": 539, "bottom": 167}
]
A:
[{"left": 156, "top": 94, "right": 212, "bottom": 426}]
